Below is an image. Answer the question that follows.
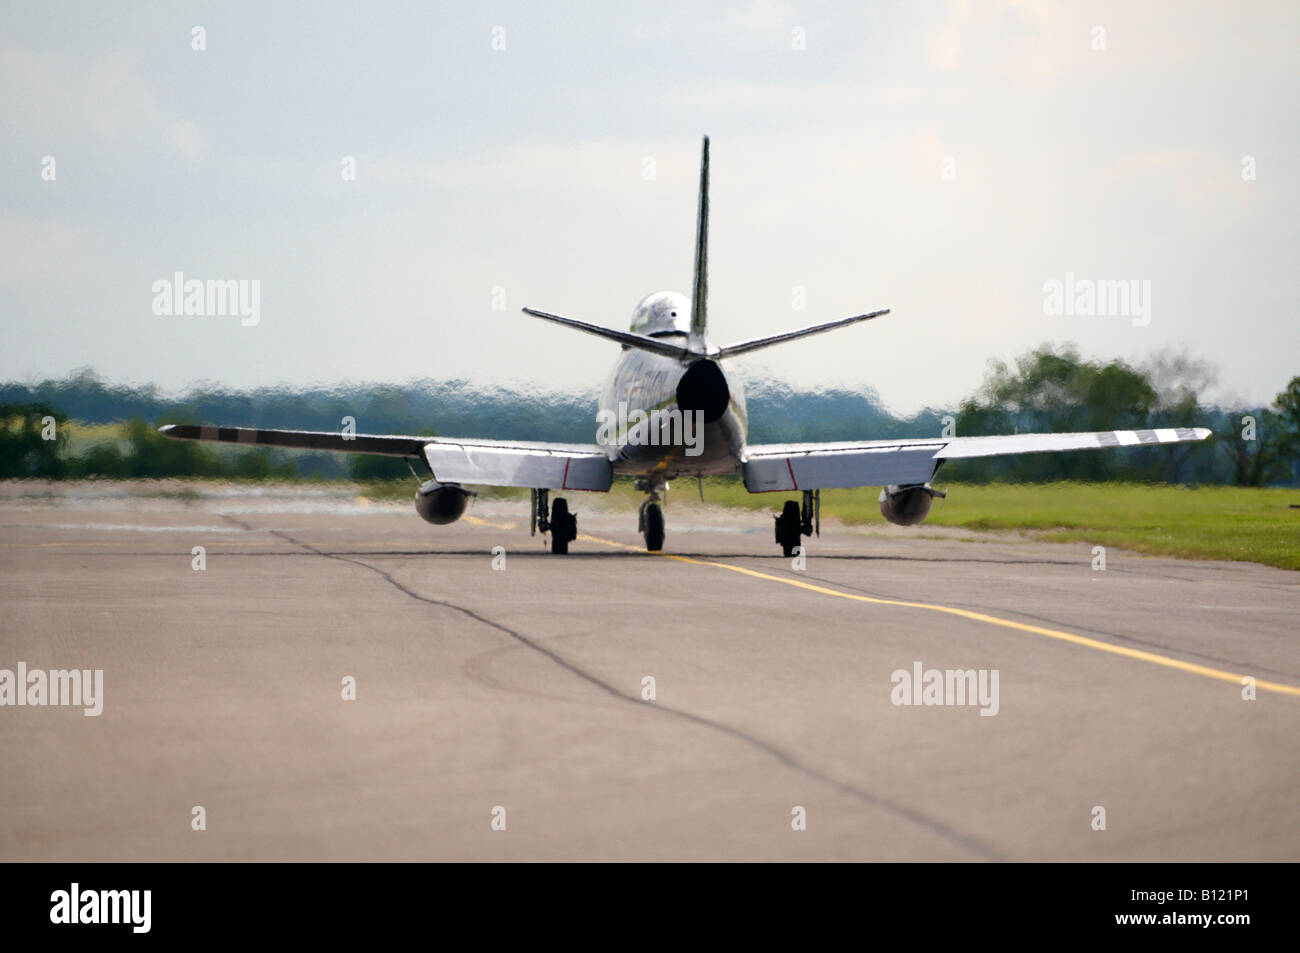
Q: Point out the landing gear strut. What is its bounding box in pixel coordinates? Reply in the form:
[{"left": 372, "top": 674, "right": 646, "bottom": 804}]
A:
[
  {"left": 774, "top": 489, "right": 819, "bottom": 556},
  {"left": 531, "top": 488, "right": 577, "bottom": 554},
  {"left": 530, "top": 488, "right": 549, "bottom": 535},
  {"left": 636, "top": 477, "right": 667, "bottom": 552}
]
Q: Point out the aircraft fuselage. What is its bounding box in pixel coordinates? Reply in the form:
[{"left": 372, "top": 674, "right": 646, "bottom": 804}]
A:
[{"left": 598, "top": 331, "right": 747, "bottom": 481}]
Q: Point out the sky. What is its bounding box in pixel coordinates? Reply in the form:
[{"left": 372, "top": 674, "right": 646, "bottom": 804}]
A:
[{"left": 2, "top": 0, "right": 1296, "bottom": 415}]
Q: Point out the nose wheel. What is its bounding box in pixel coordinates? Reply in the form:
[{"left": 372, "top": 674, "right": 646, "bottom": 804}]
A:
[
  {"left": 641, "top": 502, "right": 665, "bottom": 551},
  {"left": 636, "top": 478, "right": 667, "bottom": 552}
]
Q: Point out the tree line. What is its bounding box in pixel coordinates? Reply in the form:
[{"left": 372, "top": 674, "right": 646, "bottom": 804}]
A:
[
  {"left": 944, "top": 346, "right": 1299, "bottom": 485},
  {"left": 2, "top": 346, "right": 1296, "bottom": 485}
]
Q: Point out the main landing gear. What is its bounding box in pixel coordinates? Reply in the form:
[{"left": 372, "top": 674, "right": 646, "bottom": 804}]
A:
[
  {"left": 774, "top": 489, "right": 819, "bottom": 557},
  {"left": 636, "top": 477, "right": 666, "bottom": 552},
  {"left": 530, "top": 488, "right": 577, "bottom": 555}
]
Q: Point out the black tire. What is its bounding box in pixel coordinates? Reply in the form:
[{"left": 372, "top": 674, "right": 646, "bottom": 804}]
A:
[
  {"left": 550, "top": 498, "right": 576, "bottom": 554},
  {"left": 643, "top": 503, "right": 665, "bottom": 552},
  {"left": 775, "top": 501, "right": 801, "bottom": 557}
]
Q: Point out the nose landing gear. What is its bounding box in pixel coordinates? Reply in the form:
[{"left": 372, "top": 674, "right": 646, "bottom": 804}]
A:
[{"left": 636, "top": 478, "right": 667, "bottom": 552}]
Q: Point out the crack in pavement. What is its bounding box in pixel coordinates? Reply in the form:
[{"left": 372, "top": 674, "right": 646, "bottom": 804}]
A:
[{"left": 250, "top": 520, "right": 1003, "bottom": 861}]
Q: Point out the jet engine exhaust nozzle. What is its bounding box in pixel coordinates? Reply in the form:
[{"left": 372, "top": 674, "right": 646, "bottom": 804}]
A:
[{"left": 675, "top": 359, "right": 730, "bottom": 424}]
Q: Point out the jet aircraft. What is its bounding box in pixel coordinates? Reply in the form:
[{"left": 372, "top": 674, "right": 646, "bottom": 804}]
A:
[{"left": 162, "top": 137, "right": 1210, "bottom": 555}]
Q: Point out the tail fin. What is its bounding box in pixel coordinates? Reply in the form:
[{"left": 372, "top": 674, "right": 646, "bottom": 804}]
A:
[
  {"left": 522, "top": 135, "right": 892, "bottom": 364},
  {"left": 689, "top": 135, "right": 709, "bottom": 348},
  {"left": 686, "top": 135, "right": 893, "bottom": 361}
]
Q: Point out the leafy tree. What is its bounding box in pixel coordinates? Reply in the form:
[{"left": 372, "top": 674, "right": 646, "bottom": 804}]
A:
[
  {"left": 1273, "top": 376, "right": 1300, "bottom": 480},
  {"left": 123, "top": 418, "right": 216, "bottom": 477},
  {"left": 1214, "top": 409, "right": 1286, "bottom": 487},
  {"left": 948, "top": 345, "right": 1164, "bottom": 482},
  {"left": 76, "top": 442, "right": 128, "bottom": 478},
  {"left": 0, "top": 403, "right": 68, "bottom": 477},
  {"left": 349, "top": 454, "right": 413, "bottom": 481}
]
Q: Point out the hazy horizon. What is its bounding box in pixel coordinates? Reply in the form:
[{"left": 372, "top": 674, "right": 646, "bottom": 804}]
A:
[{"left": 3, "top": 1, "right": 1296, "bottom": 416}]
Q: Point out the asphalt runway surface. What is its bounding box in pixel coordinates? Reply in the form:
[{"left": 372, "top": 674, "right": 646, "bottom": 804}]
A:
[{"left": 1, "top": 482, "right": 1297, "bottom": 861}]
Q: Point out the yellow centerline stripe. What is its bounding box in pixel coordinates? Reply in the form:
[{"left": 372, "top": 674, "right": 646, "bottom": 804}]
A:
[
  {"left": 577, "top": 532, "right": 1300, "bottom": 699},
  {"left": 464, "top": 516, "right": 517, "bottom": 529}
]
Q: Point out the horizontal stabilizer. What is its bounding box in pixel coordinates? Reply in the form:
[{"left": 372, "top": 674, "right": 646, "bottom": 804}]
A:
[
  {"left": 717, "top": 309, "right": 890, "bottom": 359},
  {"left": 521, "top": 308, "right": 697, "bottom": 360}
]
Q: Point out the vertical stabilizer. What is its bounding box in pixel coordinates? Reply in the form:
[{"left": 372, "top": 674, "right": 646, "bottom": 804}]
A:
[{"left": 689, "top": 136, "right": 709, "bottom": 347}]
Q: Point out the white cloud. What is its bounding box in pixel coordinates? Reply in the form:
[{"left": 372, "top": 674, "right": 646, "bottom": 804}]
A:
[
  {"left": 1107, "top": 150, "right": 1257, "bottom": 214},
  {"left": 927, "top": 0, "right": 971, "bottom": 71},
  {"left": 0, "top": 45, "right": 204, "bottom": 164},
  {"left": 0, "top": 47, "right": 159, "bottom": 140},
  {"left": 0, "top": 217, "right": 103, "bottom": 287},
  {"left": 168, "top": 120, "right": 205, "bottom": 163},
  {"left": 0, "top": 0, "right": 1295, "bottom": 413}
]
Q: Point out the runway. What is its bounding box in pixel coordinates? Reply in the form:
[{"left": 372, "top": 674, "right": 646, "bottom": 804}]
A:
[{"left": 1, "top": 482, "right": 1297, "bottom": 861}]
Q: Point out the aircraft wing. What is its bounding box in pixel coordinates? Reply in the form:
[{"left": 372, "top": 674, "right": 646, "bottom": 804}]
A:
[
  {"left": 742, "top": 427, "right": 1212, "bottom": 492},
  {"left": 423, "top": 438, "right": 612, "bottom": 491},
  {"left": 158, "top": 424, "right": 428, "bottom": 457},
  {"left": 158, "top": 425, "right": 613, "bottom": 491}
]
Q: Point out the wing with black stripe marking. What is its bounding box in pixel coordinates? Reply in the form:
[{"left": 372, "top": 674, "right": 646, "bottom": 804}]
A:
[
  {"left": 158, "top": 424, "right": 427, "bottom": 457},
  {"left": 743, "top": 427, "right": 1212, "bottom": 492},
  {"left": 158, "top": 425, "right": 613, "bottom": 491}
]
